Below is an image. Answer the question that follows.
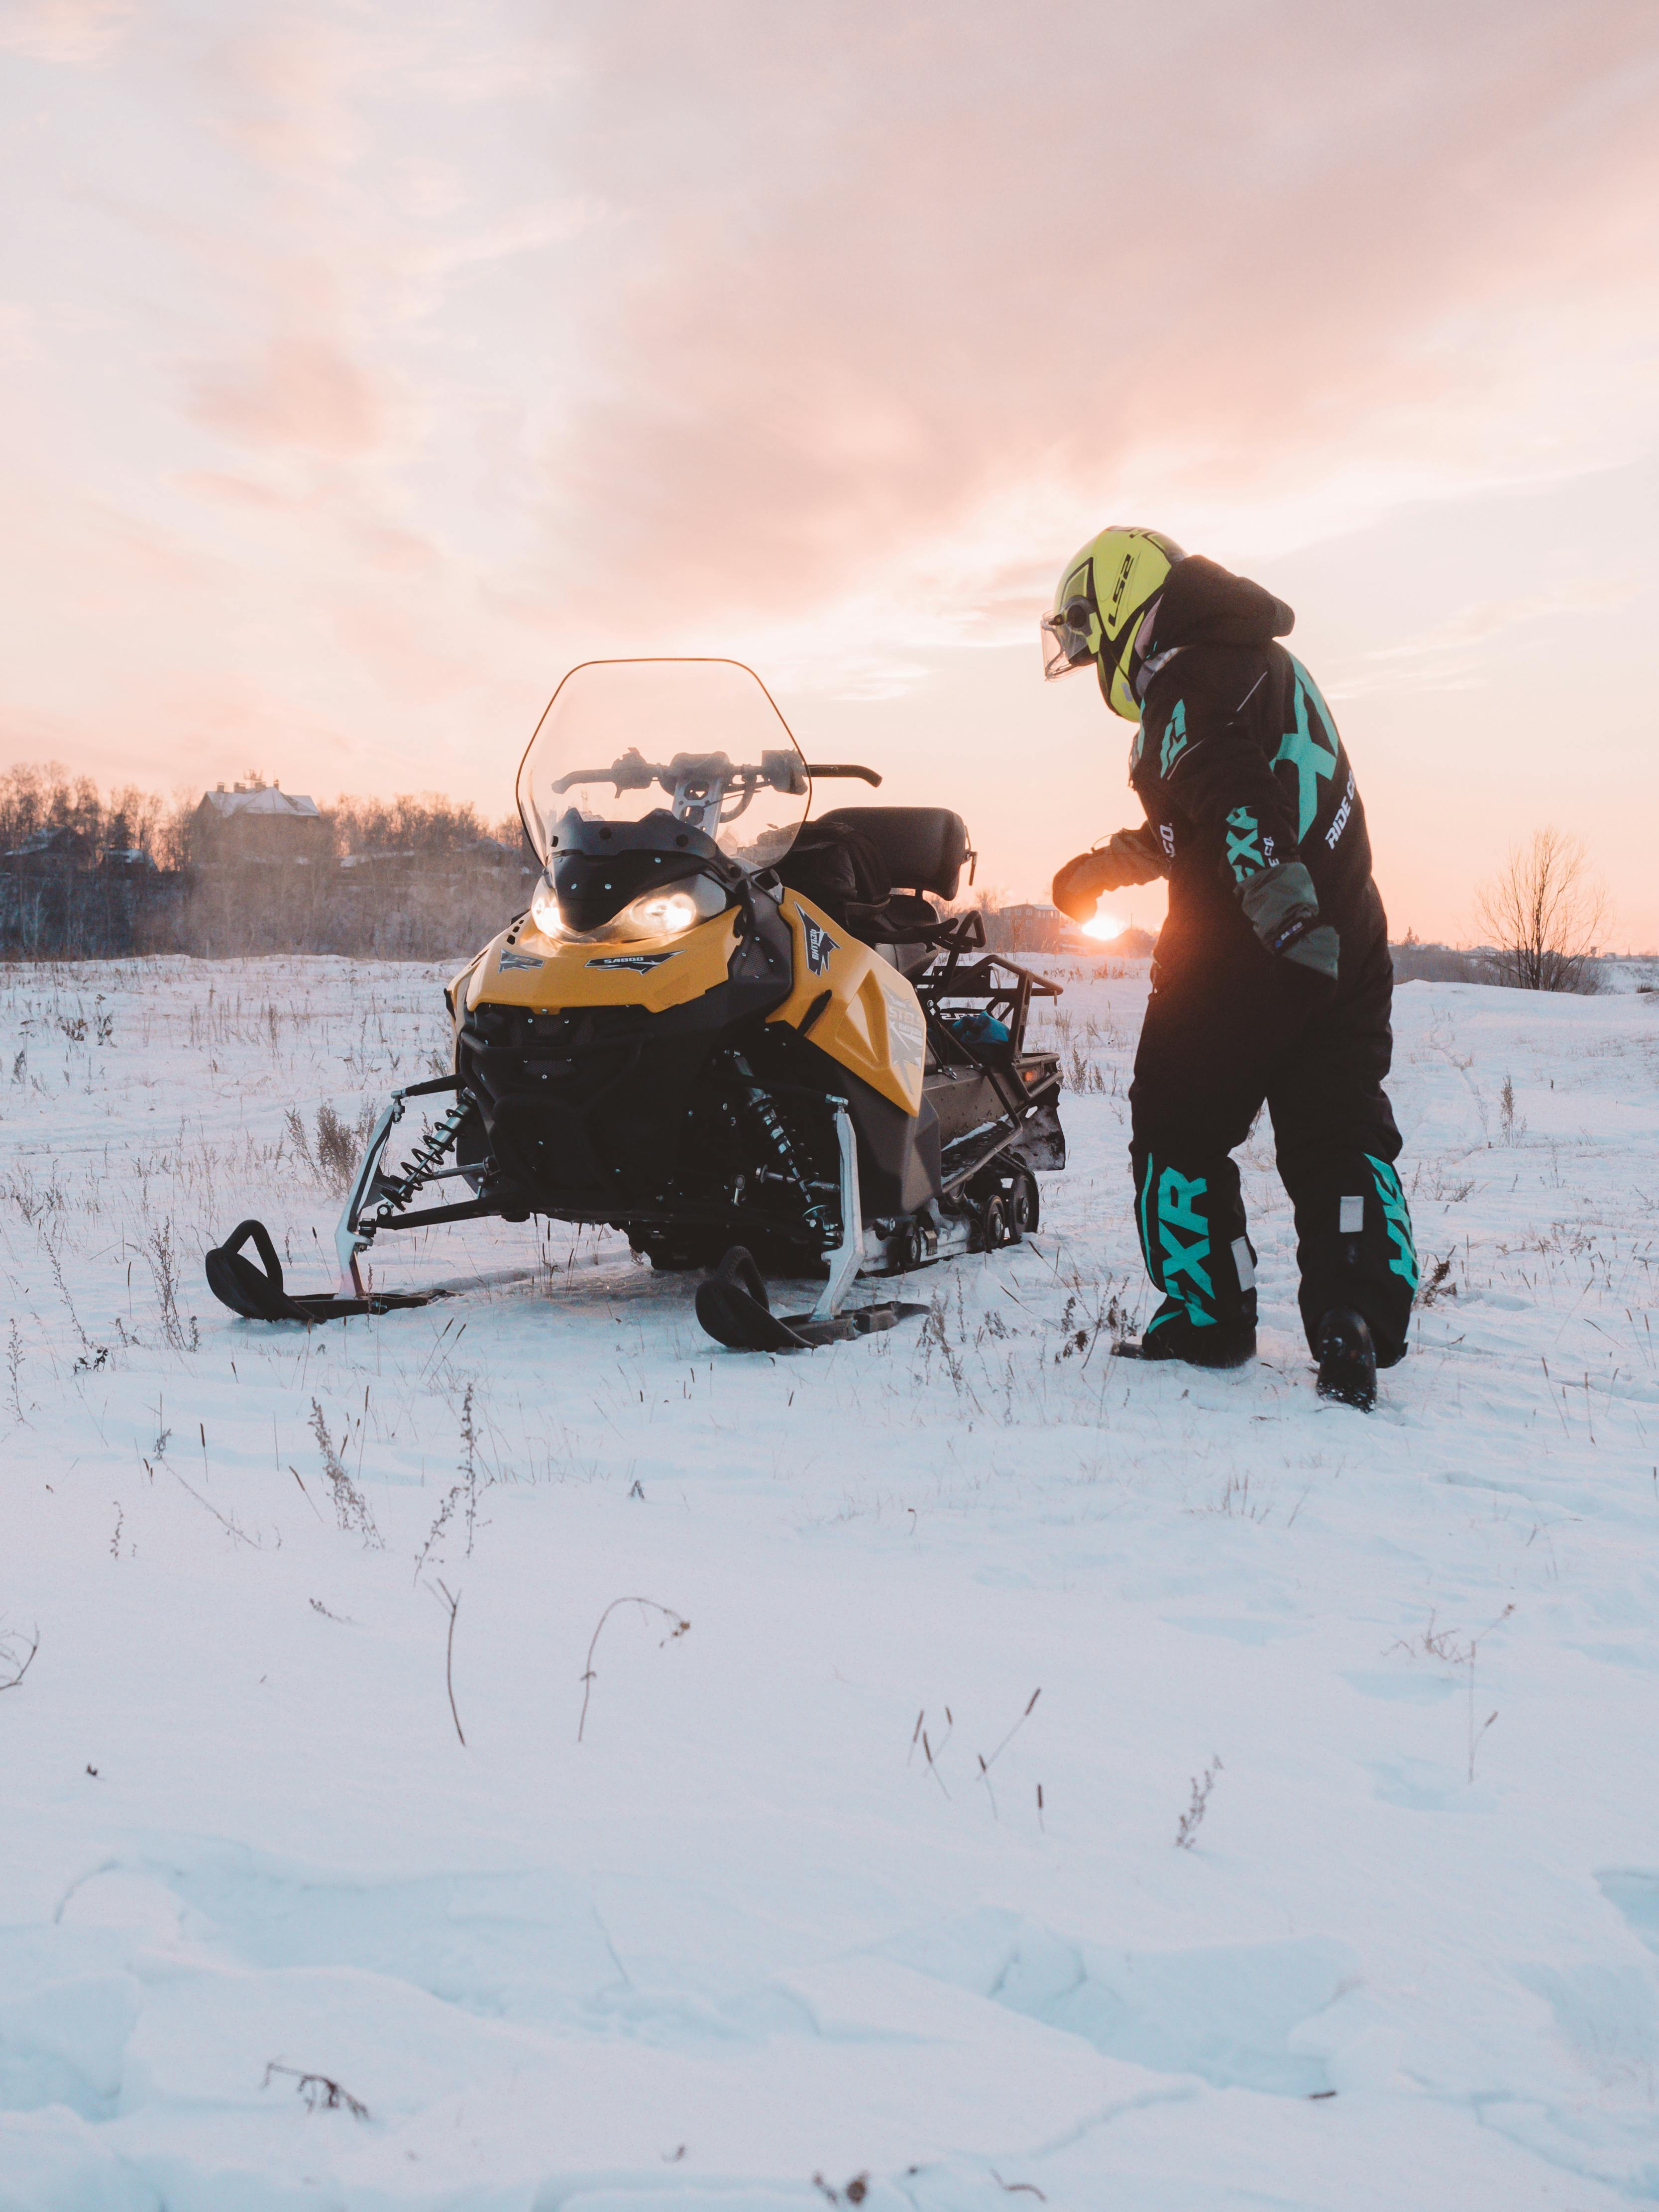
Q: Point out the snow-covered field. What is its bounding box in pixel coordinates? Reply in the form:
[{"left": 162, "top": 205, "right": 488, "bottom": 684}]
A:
[{"left": 3, "top": 952, "right": 1659, "bottom": 2212}]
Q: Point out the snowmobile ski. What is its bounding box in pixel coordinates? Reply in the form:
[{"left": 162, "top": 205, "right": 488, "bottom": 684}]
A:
[
  {"left": 204, "top": 1218, "right": 442, "bottom": 1323},
  {"left": 694, "top": 1245, "right": 926, "bottom": 1351}
]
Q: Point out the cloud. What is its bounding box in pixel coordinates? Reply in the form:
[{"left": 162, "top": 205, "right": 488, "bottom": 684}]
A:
[
  {"left": 527, "top": 0, "right": 1659, "bottom": 654},
  {"left": 1372, "top": 577, "right": 1639, "bottom": 660},
  {"left": 0, "top": 0, "right": 135, "bottom": 64},
  {"left": 1326, "top": 572, "right": 1640, "bottom": 696},
  {"left": 190, "top": 328, "right": 386, "bottom": 456}
]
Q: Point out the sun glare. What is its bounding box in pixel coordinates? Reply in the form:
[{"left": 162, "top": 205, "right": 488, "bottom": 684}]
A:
[{"left": 1083, "top": 909, "right": 1125, "bottom": 941}]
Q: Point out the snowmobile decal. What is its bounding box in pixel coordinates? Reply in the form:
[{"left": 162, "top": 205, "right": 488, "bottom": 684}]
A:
[
  {"left": 499, "top": 948, "right": 544, "bottom": 971},
  {"left": 798, "top": 910, "right": 837, "bottom": 975},
  {"left": 585, "top": 950, "right": 677, "bottom": 973}
]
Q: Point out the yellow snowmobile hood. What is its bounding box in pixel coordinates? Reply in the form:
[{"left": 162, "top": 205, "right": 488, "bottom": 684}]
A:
[
  {"left": 463, "top": 907, "right": 743, "bottom": 1016},
  {"left": 453, "top": 892, "right": 925, "bottom": 1119}
]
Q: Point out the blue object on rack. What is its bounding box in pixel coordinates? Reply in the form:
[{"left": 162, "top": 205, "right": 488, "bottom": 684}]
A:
[{"left": 949, "top": 1010, "right": 1010, "bottom": 1048}]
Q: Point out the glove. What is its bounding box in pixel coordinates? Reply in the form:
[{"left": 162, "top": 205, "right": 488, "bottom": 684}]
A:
[
  {"left": 1051, "top": 827, "right": 1167, "bottom": 920},
  {"left": 1237, "top": 862, "right": 1339, "bottom": 987}
]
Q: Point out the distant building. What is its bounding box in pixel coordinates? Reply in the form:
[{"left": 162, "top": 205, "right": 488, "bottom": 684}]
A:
[
  {"left": 191, "top": 780, "right": 326, "bottom": 865},
  {"left": 1, "top": 824, "right": 97, "bottom": 872},
  {"left": 1000, "top": 902, "right": 1078, "bottom": 953}
]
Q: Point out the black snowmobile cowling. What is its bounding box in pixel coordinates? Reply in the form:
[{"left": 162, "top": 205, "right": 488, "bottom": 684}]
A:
[{"left": 205, "top": 657, "right": 1066, "bottom": 1350}]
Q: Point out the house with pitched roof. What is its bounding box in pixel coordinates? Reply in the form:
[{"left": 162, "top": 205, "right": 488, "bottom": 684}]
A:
[{"left": 190, "top": 780, "right": 327, "bottom": 865}]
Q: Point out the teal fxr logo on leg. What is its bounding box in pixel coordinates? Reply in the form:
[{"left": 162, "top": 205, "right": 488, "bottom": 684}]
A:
[
  {"left": 1138, "top": 1158, "right": 1217, "bottom": 1327},
  {"left": 1365, "top": 1154, "right": 1418, "bottom": 1289}
]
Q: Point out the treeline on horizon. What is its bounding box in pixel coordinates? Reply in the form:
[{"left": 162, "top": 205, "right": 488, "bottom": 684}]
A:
[
  {"left": 0, "top": 761, "right": 537, "bottom": 961},
  {"left": 0, "top": 760, "right": 1622, "bottom": 988},
  {"left": 0, "top": 761, "right": 528, "bottom": 866}
]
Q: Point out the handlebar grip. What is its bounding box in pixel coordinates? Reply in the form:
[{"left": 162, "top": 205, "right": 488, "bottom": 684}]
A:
[{"left": 803, "top": 763, "right": 883, "bottom": 786}]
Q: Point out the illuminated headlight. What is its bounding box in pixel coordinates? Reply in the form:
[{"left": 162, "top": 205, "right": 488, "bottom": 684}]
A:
[
  {"left": 529, "top": 871, "right": 728, "bottom": 944},
  {"left": 529, "top": 875, "right": 565, "bottom": 938}
]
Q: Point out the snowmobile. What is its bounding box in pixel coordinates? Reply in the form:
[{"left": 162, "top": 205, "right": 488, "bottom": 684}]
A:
[{"left": 206, "top": 658, "right": 1066, "bottom": 1350}]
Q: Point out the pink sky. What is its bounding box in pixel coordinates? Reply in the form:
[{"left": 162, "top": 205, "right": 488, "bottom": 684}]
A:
[{"left": 3, "top": 0, "right": 1657, "bottom": 943}]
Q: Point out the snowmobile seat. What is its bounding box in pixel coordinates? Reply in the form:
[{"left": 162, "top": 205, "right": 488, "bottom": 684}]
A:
[
  {"left": 775, "top": 815, "right": 888, "bottom": 915},
  {"left": 774, "top": 809, "right": 962, "bottom": 970},
  {"left": 816, "top": 807, "right": 970, "bottom": 901}
]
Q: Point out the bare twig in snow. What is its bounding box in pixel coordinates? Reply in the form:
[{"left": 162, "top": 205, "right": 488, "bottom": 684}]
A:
[
  {"left": 0, "top": 1624, "right": 40, "bottom": 1692},
  {"left": 146, "top": 1220, "right": 187, "bottom": 1351},
  {"left": 6, "top": 1319, "right": 28, "bottom": 1427},
  {"left": 1175, "top": 1756, "right": 1222, "bottom": 1849},
  {"left": 287, "top": 1466, "right": 324, "bottom": 1522},
  {"left": 262, "top": 2062, "right": 370, "bottom": 2120},
  {"left": 976, "top": 1686, "right": 1041, "bottom": 1818},
  {"left": 433, "top": 1580, "right": 465, "bottom": 1747},
  {"left": 309, "top": 1398, "right": 382, "bottom": 1547},
  {"left": 577, "top": 1595, "right": 690, "bottom": 1743},
  {"left": 167, "top": 1463, "right": 264, "bottom": 1548}
]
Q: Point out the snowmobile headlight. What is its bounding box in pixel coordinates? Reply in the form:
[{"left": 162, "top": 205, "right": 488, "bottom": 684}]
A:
[
  {"left": 609, "top": 881, "right": 726, "bottom": 939},
  {"left": 530, "top": 874, "right": 566, "bottom": 939},
  {"left": 529, "top": 869, "right": 729, "bottom": 944}
]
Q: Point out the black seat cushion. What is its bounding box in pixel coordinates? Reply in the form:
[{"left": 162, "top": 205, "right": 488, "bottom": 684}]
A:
[
  {"left": 815, "top": 807, "right": 969, "bottom": 900},
  {"left": 774, "top": 816, "right": 891, "bottom": 917}
]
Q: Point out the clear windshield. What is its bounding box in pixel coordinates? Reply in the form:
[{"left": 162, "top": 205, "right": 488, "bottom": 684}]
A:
[{"left": 516, "top": 659, "right": 810, "bottom": 872}]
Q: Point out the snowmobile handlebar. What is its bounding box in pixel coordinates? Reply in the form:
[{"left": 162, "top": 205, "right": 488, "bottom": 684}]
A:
[
  {"left": 549, "top": 750, "right": 881, "bottom": 796},
  {"left": 550, "top": 746, "right": 812, "bottom": 798}
]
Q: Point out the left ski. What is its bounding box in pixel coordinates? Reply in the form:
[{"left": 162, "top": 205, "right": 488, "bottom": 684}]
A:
[{"left": 693, "top": 1244, "right": 925, "bottom": 1352}]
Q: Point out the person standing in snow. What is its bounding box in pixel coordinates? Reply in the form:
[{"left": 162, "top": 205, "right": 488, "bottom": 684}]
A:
[{"left": 1042, "top": 528, "right": 1417, "bottom": 1409}]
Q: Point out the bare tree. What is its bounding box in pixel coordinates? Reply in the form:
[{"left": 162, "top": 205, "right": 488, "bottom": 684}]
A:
[{"left": 1475, "top": 829, "right": 1607, "bottom": 993}]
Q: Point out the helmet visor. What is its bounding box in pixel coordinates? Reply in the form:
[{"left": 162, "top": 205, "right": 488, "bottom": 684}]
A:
[{"left": 1040, "top": 598, "right": 1096, "bottom": 681}]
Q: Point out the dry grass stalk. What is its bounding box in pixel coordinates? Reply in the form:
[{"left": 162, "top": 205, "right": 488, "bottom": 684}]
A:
[
  {"left": 577, "top": 1596, "right": 690, "bottom": 1743},
  {"left": 1175, "top": 1756, "right": 1222, "bottom": 1849},
  {"left": 262, "top": 2062, "right": 370, "bottom": 2120}
]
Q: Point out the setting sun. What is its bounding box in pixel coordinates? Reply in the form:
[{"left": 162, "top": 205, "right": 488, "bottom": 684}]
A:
[{"left": 1082, "top": 908, "right": 1126, "bottom": 941}]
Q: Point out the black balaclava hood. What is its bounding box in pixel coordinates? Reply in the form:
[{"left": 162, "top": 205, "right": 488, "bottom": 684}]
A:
[{"left": 1148, "top": 555, "right": 1295, "bottom": 654}]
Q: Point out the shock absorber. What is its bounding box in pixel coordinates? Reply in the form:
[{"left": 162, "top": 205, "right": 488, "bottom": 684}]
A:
[
  {"left": 373, "top": 1097, "right": 473, "bottom": 1221},
  {"left": 736, "top": 1066, "right": 833, "bottom": 1237}
]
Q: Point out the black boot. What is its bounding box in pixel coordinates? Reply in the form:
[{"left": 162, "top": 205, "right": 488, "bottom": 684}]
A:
[
  {"left": 1316, "top": 1306, "right": 1377, "bottom": 1410},
  {"left": 1119, "top": 1297, "right": 1256, "bottom": 1370}
]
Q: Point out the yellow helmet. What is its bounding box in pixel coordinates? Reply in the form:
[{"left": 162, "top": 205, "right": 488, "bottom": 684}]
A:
[{"left": 1040, "top": 526, "right": 1186, "bottom": 720}]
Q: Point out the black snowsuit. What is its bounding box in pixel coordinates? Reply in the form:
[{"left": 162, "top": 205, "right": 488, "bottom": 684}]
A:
[{"left": 1122, "top": 557, "right": 1417, "bottom": 1364}]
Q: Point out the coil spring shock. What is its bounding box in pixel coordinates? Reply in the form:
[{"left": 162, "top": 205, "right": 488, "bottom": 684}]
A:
[
  {"left": 742, "top": 1081, "right": 833, "bottom": 1237},
  {"left": 373, "top": 1096, "right": 472, "bottom": 1222}
]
